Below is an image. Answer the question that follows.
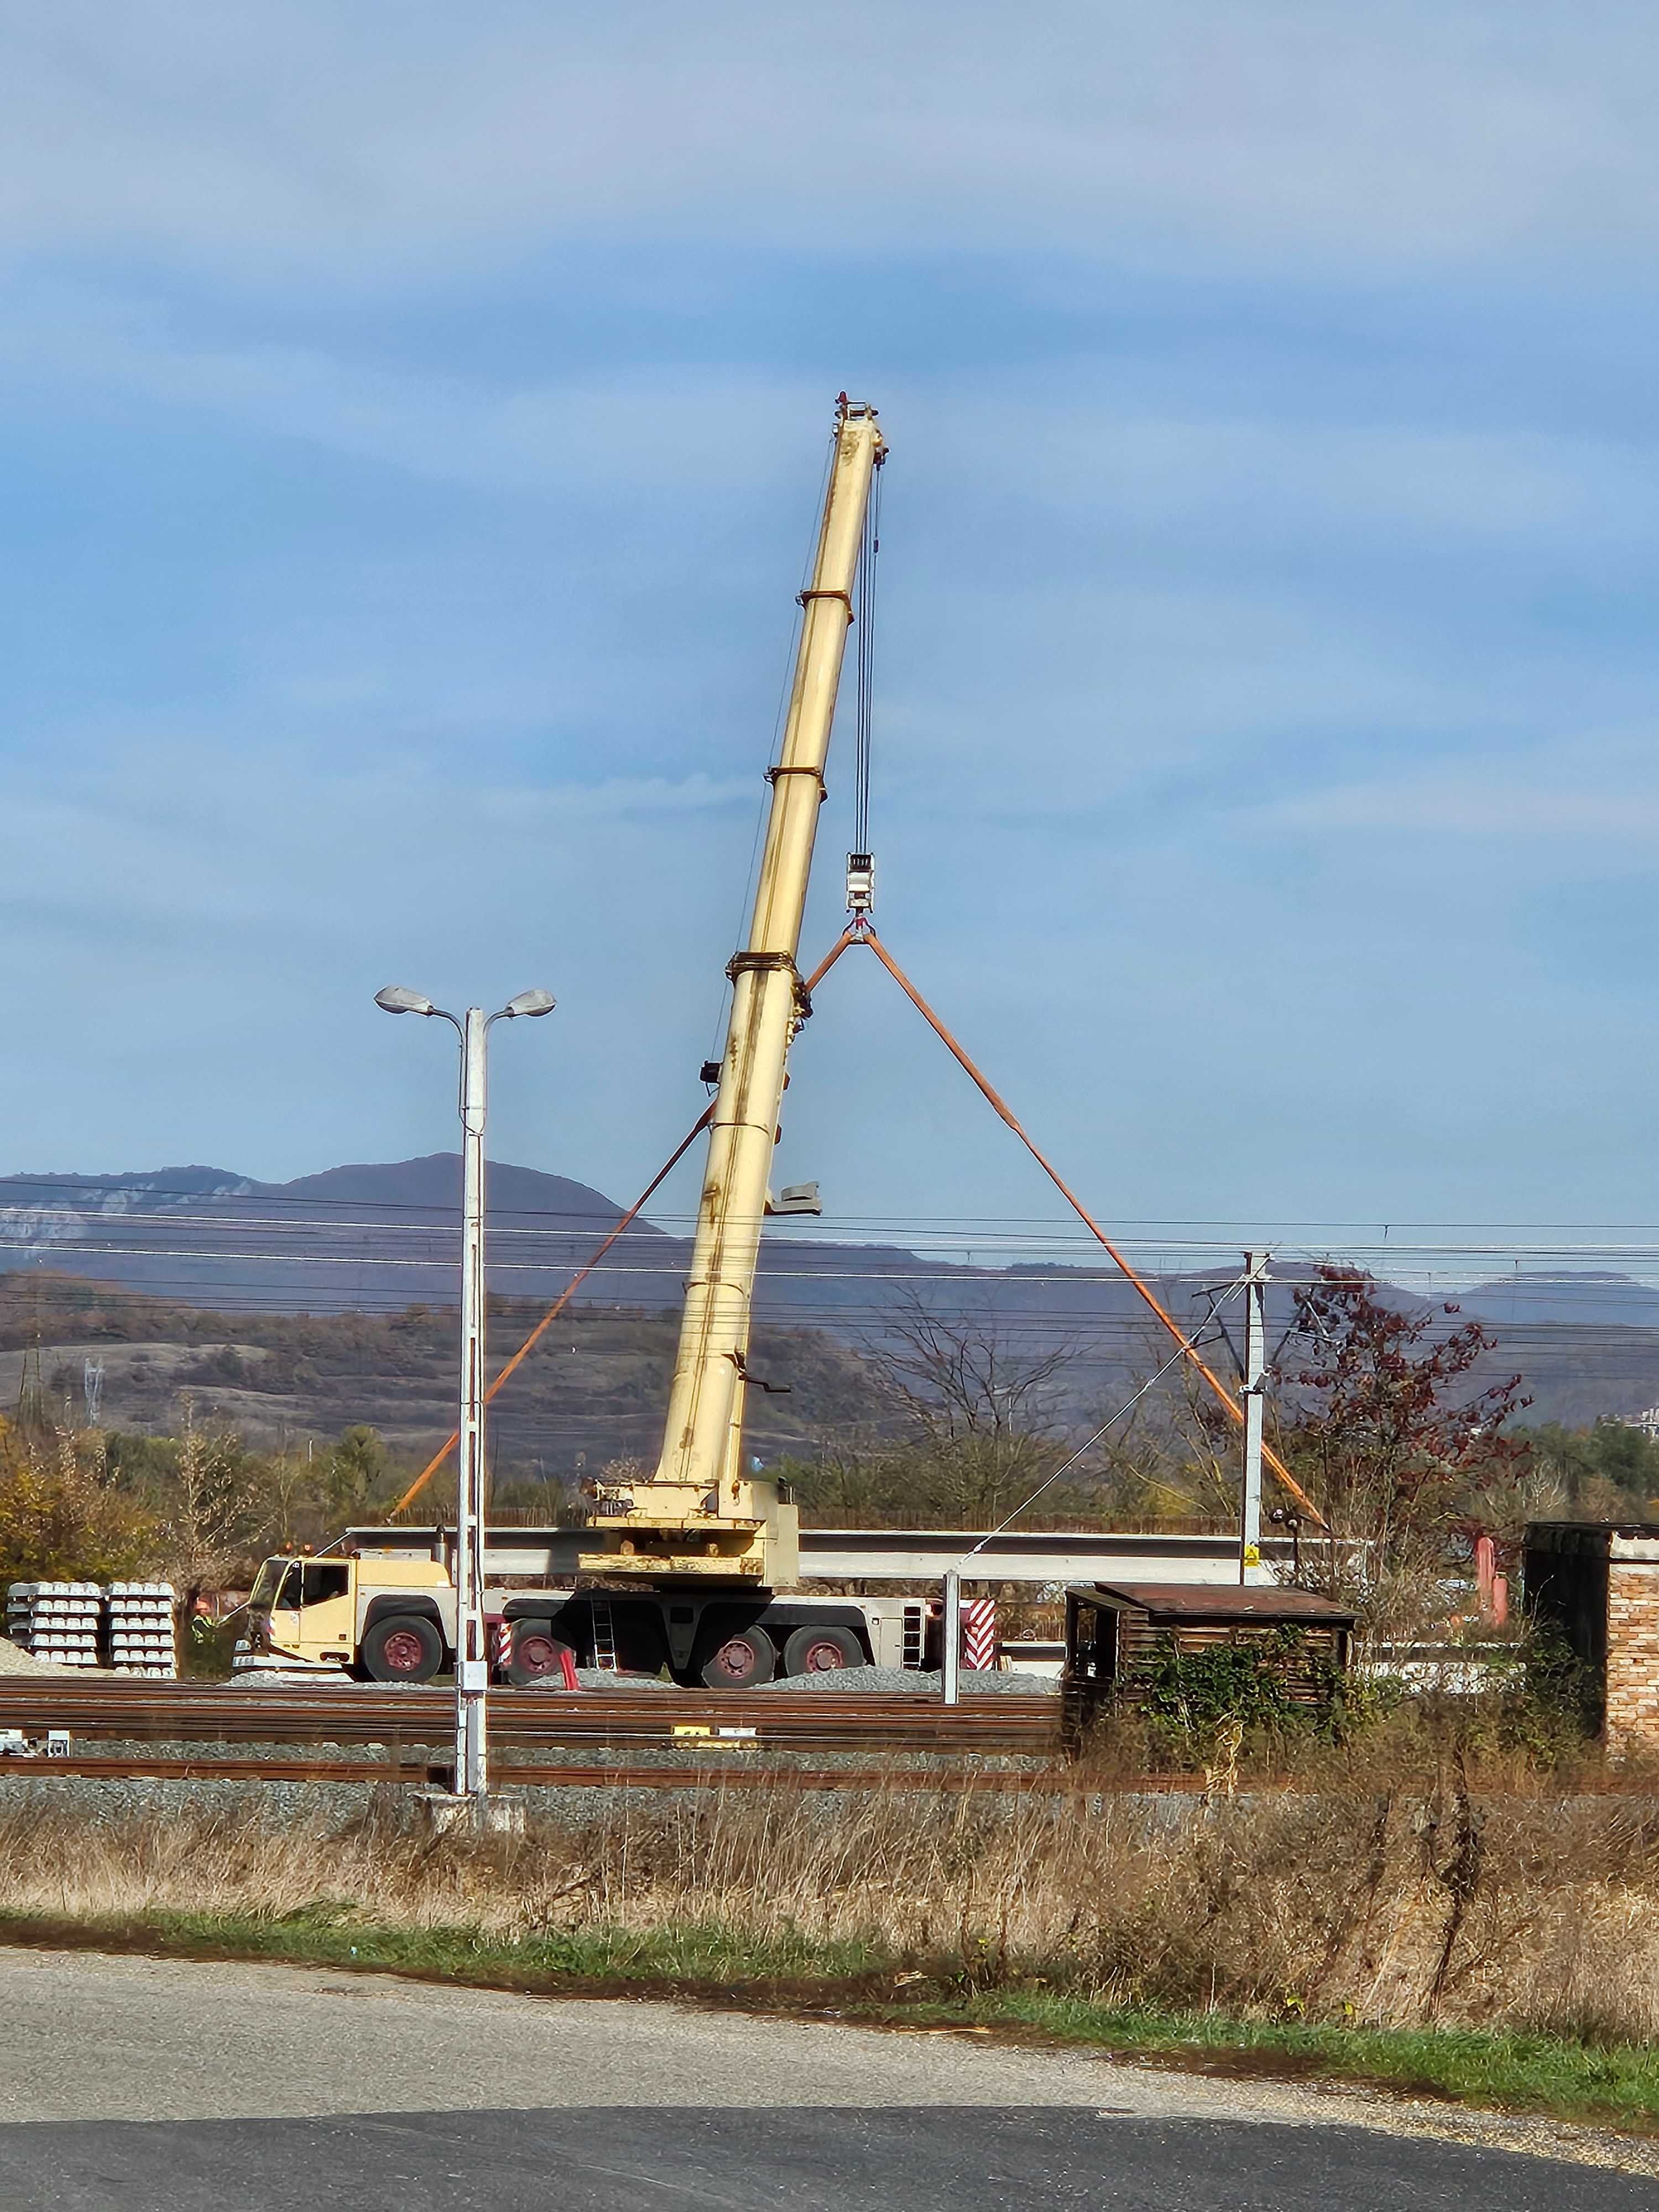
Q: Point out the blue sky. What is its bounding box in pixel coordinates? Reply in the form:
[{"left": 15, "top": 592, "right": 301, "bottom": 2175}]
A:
[{"left": 4, "top": 3, "right": 1659, "bottom": 1251}]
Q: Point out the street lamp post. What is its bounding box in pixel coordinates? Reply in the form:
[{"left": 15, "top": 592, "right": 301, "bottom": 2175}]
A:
[{"left": 375, "top": 983, "right": 554, "bottom": 1804}]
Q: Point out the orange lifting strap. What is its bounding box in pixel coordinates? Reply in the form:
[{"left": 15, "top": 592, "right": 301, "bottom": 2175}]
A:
[
  {"left": 803, "top": 925, "right": 1324, "bottom": 1527},
  {"left": 394, "top": 932, "right": 1321, "bottom": 1528},
  {"left": 389, "top": 1107, "right": 713, "bottom": 1516}
]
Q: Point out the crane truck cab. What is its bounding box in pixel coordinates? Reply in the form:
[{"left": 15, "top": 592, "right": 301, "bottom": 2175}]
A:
[{"left": 241, "top": 1551, "right": 456, "bottom": 1681}]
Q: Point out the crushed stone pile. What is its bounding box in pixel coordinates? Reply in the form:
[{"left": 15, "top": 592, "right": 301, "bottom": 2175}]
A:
[
  {"left": 761, "top": 1665, "right": 1055, "bottom": 1694},
  {"left": 229, "top": 1669, "right": 359, "bottom": 1689},
  {"left": 561, "top": 1669, "right": 675, "bottom": 1692},
  {"left": 0, "top": 1635, "right": 62, "bottom": 1676}
]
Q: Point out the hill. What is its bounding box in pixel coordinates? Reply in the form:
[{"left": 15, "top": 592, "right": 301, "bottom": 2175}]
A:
[
  {"left": 0, "top": 1272, "right": 874, "bottom": 1475},
  {"left": 3, "top": 1159, "right": 1659, "bottom": 1439}
]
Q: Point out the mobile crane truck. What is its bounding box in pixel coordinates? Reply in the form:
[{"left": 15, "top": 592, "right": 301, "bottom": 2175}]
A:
[{"left": 241, "top": 398, "right": 920, "bottom": 1689}]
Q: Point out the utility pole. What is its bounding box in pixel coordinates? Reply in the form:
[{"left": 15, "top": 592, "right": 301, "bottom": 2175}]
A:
[
  {"left": 375, "top": 982, "right": 555, "bottom": 1811},
  {"left": 455, "top": 1007, "right": 490, "bottom": 1799},
  {"left": 1240, "top": 1249, "right": 1269, "bottom": 1583},
  {"left": 942, "top": 1567, "right": 961, "bottom": 1705}
]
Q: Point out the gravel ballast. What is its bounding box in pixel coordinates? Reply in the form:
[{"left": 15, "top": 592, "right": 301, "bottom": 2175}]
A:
[
  {"left": 225, "top": 1667, "right": 1052, "bottom": 1695},
  {"left": 0, "top": 1636, "right": 64, "bottom": 1677},
  {"left": 761, "top": 1666, "right": 1055, "bottom": 1695}
]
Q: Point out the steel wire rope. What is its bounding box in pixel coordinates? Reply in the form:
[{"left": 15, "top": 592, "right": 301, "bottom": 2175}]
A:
[
  {"left": 19, "top": 1177, "right": 1659, "bottom": 1260},
  {"left": 852, "top": 457, "right": 881, "bottom": 858},
  {"left": 26, "top": 1168, "right": 1659, "bottom": 1243},
  {"left": 388, "top": 1107, "right": 713, "bottom": 1513},
  {"left": 29, "top": 1207, "right": 1645, "bottom": 1271},
  {"left": 794, "top": 926, "right": 1325, "bottom": 1524},
  {"left": 11, "top": 1254, "right": 1652, "bottom": 1312},
  {"left": 957, "top": 1276, "right": 1251, "bottom": 1567}
]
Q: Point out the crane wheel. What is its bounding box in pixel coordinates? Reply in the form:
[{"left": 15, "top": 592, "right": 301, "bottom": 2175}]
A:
[
  {"left": 362, "top": 1614, "right": 444, "bottom": 1683},
  {"left": 781, "top": 1625, "right": 864, "bottom": 1676},
  {"left": 698, "top": 1627, "right": 775, "bottom": 1688},
  {"left": 505, "top": 1621, "right": 574, "bottom": 1687}
]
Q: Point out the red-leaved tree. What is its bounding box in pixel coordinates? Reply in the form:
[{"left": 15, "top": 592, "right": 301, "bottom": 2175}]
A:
[{"left": 1276, "top": 1266, "right": 1528, "bottom": 1636}]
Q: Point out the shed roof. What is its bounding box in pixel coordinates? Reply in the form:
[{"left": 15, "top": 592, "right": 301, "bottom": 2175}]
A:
[
  {"left": 1068, "top": 1582, "right": 1357, "bottom": 1626},
  {"left": 1526, "top": 1519, "right": 1659, "bottom": 1541}
]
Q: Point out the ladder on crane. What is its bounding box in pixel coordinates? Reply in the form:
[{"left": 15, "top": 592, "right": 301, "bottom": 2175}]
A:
[{"left": 588, "top": 1595, "right": 619, "bottom": 1674}]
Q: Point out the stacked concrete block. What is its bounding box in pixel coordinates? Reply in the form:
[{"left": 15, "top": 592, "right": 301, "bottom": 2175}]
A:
[
  {"left": 6, "top": 1582, "right": 102, "bottom": 1667},
  {"left": 105, "top": 1582, "right": 178, "bottom": 1678}
]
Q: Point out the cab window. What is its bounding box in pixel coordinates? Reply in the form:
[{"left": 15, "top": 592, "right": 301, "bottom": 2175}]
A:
[
  {"left": 300, "top": 1563, "right": 350, "bottom": 1608},
  {"left": 261, "top": 1559, "right": 351, "bottom": 1610},
  {"left": 249, "top": 1559, "right": 286, "bottom": 1611}
]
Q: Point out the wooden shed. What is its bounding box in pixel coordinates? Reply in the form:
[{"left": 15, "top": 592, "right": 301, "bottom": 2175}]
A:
[{"left": 1062, "top": 1581, "right": 1358, "bottom": 1745}]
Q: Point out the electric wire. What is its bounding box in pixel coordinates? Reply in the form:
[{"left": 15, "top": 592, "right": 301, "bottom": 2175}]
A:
[{"left": 959, "top": 1275, "right": 1251, "bottom": 1564}]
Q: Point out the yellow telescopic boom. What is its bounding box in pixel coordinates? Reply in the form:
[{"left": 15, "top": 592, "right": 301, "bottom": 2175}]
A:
[{"left": 577, "top": 395, "right": 884, "bottom": 1583}]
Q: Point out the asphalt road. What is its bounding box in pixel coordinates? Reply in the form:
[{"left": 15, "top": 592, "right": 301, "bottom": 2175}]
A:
[{"left": 0, "top": 1951, "right": 1651, "bottom": 2210}]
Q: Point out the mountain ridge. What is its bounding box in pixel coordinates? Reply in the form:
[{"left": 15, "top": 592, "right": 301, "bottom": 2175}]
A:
[{"left": 1, "top": 1159, "right": 1657, "bottom": 1431}]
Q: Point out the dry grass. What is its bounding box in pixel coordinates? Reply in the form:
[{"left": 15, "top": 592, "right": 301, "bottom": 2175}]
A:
[{"left": 3, "top": 1768, "right": 1659, "bottom": 2042}]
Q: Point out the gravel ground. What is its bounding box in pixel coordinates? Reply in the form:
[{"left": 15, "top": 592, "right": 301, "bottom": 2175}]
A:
[
  {"left": 761, "top": 1666, "right": 1054, "bottom": 1694},
  {"left": 227, "top": 1667, "right": 1052, "bottom": 1695},
  {"left": 0, "top": 1638, "right": 62, "bottom": 1677}
]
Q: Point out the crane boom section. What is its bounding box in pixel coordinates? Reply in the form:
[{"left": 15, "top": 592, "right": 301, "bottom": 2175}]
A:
[
  {"left": 577, "top": 399, "right": 884, "bottom": 1585},
  {"left": 661, "top": 400, "right": 884, "bottom": 1504}
]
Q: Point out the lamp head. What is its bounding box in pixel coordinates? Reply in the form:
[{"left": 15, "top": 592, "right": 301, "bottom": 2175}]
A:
[
  {"left": 374, "top": 985, "right": 436, "bottom": 1016},
  {"left": 500, "top": 988, "right": 556, "bottom": 1019}
]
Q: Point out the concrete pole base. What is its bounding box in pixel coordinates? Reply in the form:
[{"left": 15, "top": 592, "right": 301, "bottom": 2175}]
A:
[{"left": 413, "top": 1788, "right": 526, "bottom": 1838}]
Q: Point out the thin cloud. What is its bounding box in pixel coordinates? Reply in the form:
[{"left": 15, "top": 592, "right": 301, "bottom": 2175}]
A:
[
  {"left": 1256, "top": 781, "right": 1659, "bottom": 837},
  {"left": 0, "top": 287, "right": 822, "bottom": 494}
]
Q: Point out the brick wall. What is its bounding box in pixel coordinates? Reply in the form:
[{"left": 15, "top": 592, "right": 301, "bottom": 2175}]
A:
[{"left": 1605, "top": 1554, "right": 1659, "bottom": 1750}]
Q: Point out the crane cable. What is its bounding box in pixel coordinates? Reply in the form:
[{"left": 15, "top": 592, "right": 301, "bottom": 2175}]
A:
[
  {"left": 959, "top": 1274, "right": 1251, "bottom": 1563},
  {"left": 852, "top": 461, "right": 881, "bottom": 856},
  {"left": 799, "top": 924, "right": 1325, "bottom": 1526},
  {"left": 388, "top": 1105, "right": 714, "bottom": 1516}
]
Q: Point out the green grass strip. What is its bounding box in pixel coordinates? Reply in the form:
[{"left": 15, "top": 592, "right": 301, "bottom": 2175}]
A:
[{"left": 0, "top": 1906, "right": 1654, "bottom": 2134}]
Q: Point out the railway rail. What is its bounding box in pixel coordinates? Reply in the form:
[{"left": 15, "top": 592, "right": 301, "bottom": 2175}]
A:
[
  {"left": 0, "top": 1681, "right": 1060, "bottom": 1757},
  {"left": 0, "top": 1751, "right": 1123, "bottom": 1792}
]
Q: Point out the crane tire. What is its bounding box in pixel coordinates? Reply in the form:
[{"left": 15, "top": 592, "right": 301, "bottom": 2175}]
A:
[
  {"left": 698, "top": 1626, "right": 775, "bottom": 1688},
  {"left": 362, "top": 1614, "right": 444, "bottom": 1683},
  {"left": 506, "top": 1621, "right": 573, "bottom": 1687},
  {"left": 781, "top": 1624, "right": 864, "bottom": 1676}
]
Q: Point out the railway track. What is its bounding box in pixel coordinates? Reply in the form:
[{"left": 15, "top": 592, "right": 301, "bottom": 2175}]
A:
[
  {"left": 0, "top": 1751, "right": 1118, "bottom": 1792},
  {"left": 0, "top": 1680, "right": 1060, "bottom": 1758}
]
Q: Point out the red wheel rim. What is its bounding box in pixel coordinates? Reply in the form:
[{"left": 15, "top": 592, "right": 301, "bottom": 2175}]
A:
[
  {"left": 382, "top": 1629, "right": 426, "bottom": 1674},
  {"left": 711, "top": 1636, "right": 760, "bottom": 1683},
  {"left": 516, "top": 1634, "right": 561, "bottom": 1676},
  {"left": 800, "top": 1638, "right": 849, "bottom": 1672}
]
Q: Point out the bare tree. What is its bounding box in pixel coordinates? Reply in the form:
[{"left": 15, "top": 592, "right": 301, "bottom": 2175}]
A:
[
  {"left": 1072, "top": 1325, "right": 1241, "bottom": 1526},
  {"left": 868, "top": 1291, "right": 1069, "bottom": 1442},
  {"left": 851, "top": 1292, "right": 1074, "bottom": 1524},
  {"left": 159, "top": 1396, "right": 267, "bottom": 1614}
]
